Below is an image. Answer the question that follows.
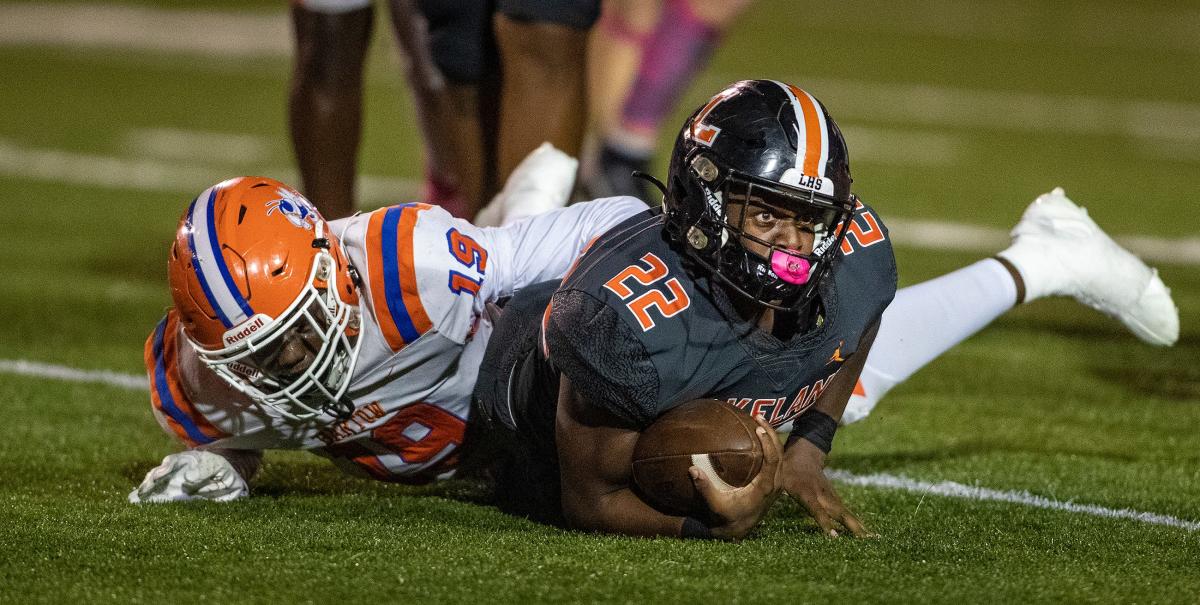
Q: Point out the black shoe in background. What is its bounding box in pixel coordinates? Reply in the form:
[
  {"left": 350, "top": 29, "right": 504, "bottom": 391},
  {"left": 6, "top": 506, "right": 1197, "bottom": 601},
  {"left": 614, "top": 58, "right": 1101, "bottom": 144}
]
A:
[{"left": 584, "top": 143, "right": 657, "bottom": 204}]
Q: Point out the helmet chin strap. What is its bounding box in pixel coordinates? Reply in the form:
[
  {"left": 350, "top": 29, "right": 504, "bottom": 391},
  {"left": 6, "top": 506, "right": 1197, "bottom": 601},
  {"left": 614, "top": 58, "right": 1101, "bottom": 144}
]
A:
[
  {"left": 770, "top": 249, "right": 812, "bottom": 285},
  {"left": 329, "top": 395, "right": 355, "bottom": 421}
]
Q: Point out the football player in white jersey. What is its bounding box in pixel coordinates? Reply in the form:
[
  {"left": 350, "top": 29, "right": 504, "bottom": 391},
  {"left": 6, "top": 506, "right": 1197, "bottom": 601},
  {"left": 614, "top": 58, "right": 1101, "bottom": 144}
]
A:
[{"left": 130, "top": 146, "right": 649, "bottom": 502}]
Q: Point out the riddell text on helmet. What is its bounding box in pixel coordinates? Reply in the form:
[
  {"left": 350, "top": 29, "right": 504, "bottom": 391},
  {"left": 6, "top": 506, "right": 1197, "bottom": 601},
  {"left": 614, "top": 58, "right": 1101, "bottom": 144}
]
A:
[{"left": 222, "top": 314, "right": 269, "bottom": 346}]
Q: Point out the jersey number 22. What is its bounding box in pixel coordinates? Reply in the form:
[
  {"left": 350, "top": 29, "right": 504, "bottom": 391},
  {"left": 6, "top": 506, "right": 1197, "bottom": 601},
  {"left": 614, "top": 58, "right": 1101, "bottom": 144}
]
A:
[{"left": 604, "top": 252, "right": 691, "bottom": 331}]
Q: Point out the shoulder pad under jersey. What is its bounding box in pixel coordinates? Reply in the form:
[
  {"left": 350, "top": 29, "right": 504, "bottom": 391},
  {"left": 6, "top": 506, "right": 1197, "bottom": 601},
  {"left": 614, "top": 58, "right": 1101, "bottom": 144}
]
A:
[
  {"left": 343, "top": 203, "right": 490, "bottom": 348},
  {"left": 828, "top": 199, "right": 898, "bottom": 335},
  {"left": 143, "top": 311, "right": 229, "bottom": 447},
  {"left": 543, "top": 287, "right": 662, "bottom": 427},
  {"left": 544, "top": 210, "right": 718, "bottom": 427}
]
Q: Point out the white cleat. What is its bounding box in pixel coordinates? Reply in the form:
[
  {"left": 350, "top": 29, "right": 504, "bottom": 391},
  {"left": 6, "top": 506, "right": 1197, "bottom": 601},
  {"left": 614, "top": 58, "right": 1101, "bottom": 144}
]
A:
[
  {"left": 474, "top": 142, "right": 578, "bottom": 227},
  {"left": 997, "top": 187, "right": 1179, "bottom": 346}
]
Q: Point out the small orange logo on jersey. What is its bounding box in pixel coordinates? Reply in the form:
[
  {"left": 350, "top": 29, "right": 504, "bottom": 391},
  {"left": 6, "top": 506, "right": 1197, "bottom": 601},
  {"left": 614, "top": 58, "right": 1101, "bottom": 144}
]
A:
[{"left": 827, "top": 341, "right": 845, "bottom": 365}]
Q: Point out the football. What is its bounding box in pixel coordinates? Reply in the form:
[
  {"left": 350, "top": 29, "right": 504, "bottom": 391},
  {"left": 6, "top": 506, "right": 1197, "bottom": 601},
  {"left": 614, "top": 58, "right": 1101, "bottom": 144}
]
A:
[{"left": 631, "top": 399, "right": 765, "bottom": 517}]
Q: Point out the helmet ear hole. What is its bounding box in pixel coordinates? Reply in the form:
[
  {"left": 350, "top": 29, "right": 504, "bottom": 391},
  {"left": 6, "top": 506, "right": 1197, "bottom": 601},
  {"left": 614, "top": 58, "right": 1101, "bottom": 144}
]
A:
[{"left": 182, "top": 280, "right": 220, "bottom": 321}]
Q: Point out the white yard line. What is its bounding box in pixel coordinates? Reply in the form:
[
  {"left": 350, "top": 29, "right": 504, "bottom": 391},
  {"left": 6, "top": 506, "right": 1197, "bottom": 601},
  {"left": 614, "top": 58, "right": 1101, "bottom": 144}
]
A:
[
  {"left": 0, "top": 137, "right": 250, "bottom": 194},
  {"left": 838, "top": 126, "right": 963, "bottom": 167},
  {"left": 122, "top": 128, "right": 272, "bottom": 165},
  {"left": 2, "top": 356, "right": 1196, "bottom": 532},
  {"left": 797, "top": 77, "right": 1200, "bottom": 145},
  {"left": 885, "top": 216, "right": 1200, "bottom": 266},
  {"left": 5, "top": 137, "right": 1197, "bottom": 264},
  {"left": 0, "top": 4, "right": 290, "bottom": 57},
  {"left": 0, "top": 138, "right": 419, "bottom": 205},
  {"left": 826, "top": 469, "right": 1200, "bottom": 532},
  {"left": 0, "top": 359, "right": 146, "bottom": 390}
]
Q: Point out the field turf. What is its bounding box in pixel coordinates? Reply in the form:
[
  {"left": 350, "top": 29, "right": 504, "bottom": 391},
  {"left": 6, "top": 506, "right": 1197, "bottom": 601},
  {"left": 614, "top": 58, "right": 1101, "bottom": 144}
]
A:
[{"left": 1, "top": 1, "right": 1198, "bottom": 602}]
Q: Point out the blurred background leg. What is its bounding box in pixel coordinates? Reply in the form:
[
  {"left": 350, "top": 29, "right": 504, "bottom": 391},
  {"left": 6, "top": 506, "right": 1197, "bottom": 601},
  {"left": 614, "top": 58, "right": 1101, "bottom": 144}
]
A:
[
  {"left": 492, "top": 0, "right": 600, "bottom": 189},
  {"left": 586, "top": 0, "right": 754, "bottom": 201},
  {"left": 390, "top": 0, "right": 492, "bottom": 218},
  {"left": 582, "top": 0, "right": 661, "bottom": 197},
  {"left": 288, "top": 0, "right": 374, "bottom": 219}
]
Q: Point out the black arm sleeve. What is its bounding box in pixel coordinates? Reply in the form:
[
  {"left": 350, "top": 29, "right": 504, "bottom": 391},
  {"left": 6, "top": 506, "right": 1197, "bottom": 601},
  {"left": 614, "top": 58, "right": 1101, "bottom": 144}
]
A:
[{"left": 544, "top": 289, "right": 661, "bottom": 428}]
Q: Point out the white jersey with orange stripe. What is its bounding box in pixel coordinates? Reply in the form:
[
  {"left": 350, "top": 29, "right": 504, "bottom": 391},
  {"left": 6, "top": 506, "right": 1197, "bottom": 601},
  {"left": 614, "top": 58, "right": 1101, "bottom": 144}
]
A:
[{"left": 143, "top": 197, "right": 649, "bottom": 482}]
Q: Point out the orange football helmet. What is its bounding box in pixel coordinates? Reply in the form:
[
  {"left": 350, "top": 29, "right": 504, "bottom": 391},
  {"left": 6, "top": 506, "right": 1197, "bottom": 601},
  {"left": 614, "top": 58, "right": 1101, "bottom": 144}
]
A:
[{"left": 168, "top": 177, "right": 362, "bottom": 419}]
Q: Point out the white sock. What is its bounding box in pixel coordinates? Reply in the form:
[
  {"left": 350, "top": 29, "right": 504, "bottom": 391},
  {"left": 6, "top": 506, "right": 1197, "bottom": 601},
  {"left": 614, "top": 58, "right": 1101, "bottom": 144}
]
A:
[
  {"left": 474, "top": 143, "right": 577, "bottom": 227},
  {"left": 843, "top": 258, "right": 1017, "bottom": 424}
]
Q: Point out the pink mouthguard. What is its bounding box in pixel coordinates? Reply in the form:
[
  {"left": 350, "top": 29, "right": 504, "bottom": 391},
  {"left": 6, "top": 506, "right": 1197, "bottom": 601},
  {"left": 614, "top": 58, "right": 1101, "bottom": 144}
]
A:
[{"left": 770, "top": 250, "right": 812, "bottom": 285}]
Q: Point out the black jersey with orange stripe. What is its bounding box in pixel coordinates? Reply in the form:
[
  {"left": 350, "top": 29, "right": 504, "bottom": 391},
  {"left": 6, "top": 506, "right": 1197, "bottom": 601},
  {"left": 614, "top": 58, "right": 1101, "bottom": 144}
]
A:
[{"left": 536, "top": 205, "right": 897, "bottom": 430}]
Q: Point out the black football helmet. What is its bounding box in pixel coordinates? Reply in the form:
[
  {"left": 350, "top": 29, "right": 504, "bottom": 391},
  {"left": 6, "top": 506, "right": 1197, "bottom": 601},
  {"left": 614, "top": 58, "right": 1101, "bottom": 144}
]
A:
[{"left": 662, "top": 80, "right": 857, "bottom": 312}]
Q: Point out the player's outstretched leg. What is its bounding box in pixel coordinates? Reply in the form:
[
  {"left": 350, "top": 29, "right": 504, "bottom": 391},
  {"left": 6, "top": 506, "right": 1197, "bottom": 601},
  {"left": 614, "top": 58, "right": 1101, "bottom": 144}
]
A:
[
  {"left": 843, "top": 188, "right": 1180, "bottom": 424},
  {"left": 474, "top": 143, "right": 578, "bottom": 227},
  {"left": 842, "top": 257, "right": 1017, "bottom": 424},
  {"left": 996, "top": 187, "right": 1179, "bottom": 346}
]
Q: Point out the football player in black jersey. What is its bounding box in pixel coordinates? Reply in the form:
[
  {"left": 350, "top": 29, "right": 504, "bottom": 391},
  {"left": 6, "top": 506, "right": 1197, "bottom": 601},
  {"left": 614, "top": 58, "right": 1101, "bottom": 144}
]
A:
[
  {"left": 476, "top": 79, "right": 1178, "bottom": 541},
  {"left": 476, "top": 79, "right": 897, "bottom": 539}
]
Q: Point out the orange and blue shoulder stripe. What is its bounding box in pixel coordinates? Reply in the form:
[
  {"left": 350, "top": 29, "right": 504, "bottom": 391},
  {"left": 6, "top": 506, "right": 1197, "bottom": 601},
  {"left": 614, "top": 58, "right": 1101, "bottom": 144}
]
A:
[
  {"left": 365, "top": 203, "right": 435, "bottom": 352},
  {"left": 144, "top": 313, "right": 227, "bottom": 447}
]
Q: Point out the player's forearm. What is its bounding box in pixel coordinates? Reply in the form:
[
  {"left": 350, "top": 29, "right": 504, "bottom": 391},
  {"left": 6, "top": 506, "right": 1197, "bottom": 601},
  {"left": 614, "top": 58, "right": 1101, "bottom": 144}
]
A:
[
  {"left": 562, "top": 486, "right": 689, "bottom": 538},
  {"left": 788, "top": 360, "right": 861, "bottom": 454},
  {"left": 793, "top": 370, "right": 857, "bottom": 453},
  {"left": 554, "top": 378, "right": 694, "bottom": 537},
  {"left": 810, "top": 389, "right": 850, "bottom": 423}
]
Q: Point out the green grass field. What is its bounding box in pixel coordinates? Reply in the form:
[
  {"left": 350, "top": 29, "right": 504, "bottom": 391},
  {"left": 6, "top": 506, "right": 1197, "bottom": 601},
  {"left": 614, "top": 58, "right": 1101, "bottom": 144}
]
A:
[{"left": 2, "top": 1, "right": 1199, "bottom": 602}]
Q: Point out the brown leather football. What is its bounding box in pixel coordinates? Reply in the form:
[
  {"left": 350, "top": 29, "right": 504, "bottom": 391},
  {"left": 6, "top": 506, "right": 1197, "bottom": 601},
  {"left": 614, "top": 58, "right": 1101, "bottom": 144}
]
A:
[{"left": 631, "top": 399, "right": 764, "bottom": 517}]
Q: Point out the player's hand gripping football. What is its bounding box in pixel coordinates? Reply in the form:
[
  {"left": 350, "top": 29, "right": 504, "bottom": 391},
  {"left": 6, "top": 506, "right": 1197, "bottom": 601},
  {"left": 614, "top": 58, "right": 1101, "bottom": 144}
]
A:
[
  {"left": 782, "top": 438, "right": 874, "bottom": 538},
  {"left": 689, "top": 414, "right": 783, "bottom": 540},
  {"left": 128, "top": 450, "right": 249, "bottom": 504}
]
